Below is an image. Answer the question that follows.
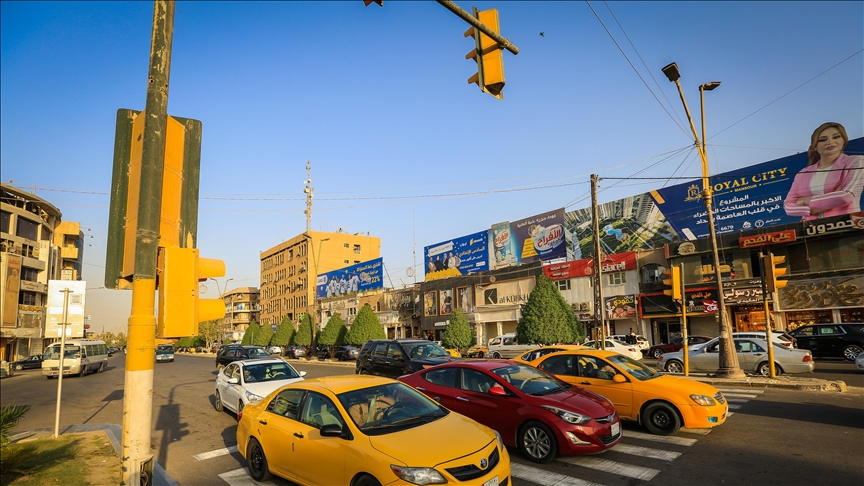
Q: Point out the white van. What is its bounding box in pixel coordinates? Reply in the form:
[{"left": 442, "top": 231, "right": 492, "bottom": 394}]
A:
[
  {"left": 42, "top": 339, "right": 109, "bottom": 378},
  {"left": 486, "top": 333, "right": 535, "bottom": 359}
]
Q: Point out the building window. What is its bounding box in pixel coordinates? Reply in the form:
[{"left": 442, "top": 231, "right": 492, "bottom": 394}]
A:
[
  {"left": 607, "top": 272, "right": 625, "bottom": 285},
  {"left": 21, "top": 267, "right": 38, "bottom": 282},
  {"left": 354, "top": 260, "right": 360, "bottom": 264},
  {"left": 354, "top": 244, "right": 361, "bottom": 254},
  {"left": 344, "top": 260, "right": 349, "bottom": 264},
  {"left": 557, "top": 279, "right": 571, "bottom": 291},
  {"left": 41, "top": 228, "right": 52, "bottom": 241},
  {"left": 16, "top": 217, "right": 38, "bottom": 241},
  {"left": 19, "top": 291, "right": 37, "bottom": 306},
  {"left": 344, "top": 243, "right": 349, "bottom": 248},
  {"left": 0, "top": 210, "right": 10, "bottom": 233}
]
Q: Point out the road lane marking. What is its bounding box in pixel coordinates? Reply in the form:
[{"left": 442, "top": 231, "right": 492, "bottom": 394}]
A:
[
  {"left": 611, "top": 443, "right": 682, "bottom": 461},
  {"left": 623, "top": 430, "right": 698, "bottom": 446},
  {"left": 679, "top": 427, "right": 713, "bottom": 435},
  {"left": 721, "top": 393, "right": 759, "bottom": 398},
  {"left": 728, "top": 404, "right": 742, "bottom": 410},
  {"left": 726, "top": 398, "right": 749, "bottom": 403},
  {"left": 218, "top": 467, "right": 275, "bottom": 486},
  {"left": 511, "top": 463, "right": 606, "bottom": 486},
  {"left": 557, "top": 456, "right": 661, "bottom": 481},
  {"left": 193, "top": 445, "right": 238, "bottom": 461},
  {"left": 716, "top": 388, "right": 764, "bottom": 394}
]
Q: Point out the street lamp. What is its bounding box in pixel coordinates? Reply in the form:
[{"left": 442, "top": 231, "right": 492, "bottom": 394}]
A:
[{"left": 662, "top": 62, "right": 744, "bottom": 379}]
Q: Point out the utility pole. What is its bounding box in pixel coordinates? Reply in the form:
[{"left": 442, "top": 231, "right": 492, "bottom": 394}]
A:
[
  {"left": 120, "top": 2, "right": 174, "bottom": 484},
  {"left": 303, "top": 161, "right": 313, "bottom": 232},
  {"left": 53, "top": 288, "right": 71, "bottom": 438},
  {"left": 590, "top": 174, "right": 605, "bottom": 349}
]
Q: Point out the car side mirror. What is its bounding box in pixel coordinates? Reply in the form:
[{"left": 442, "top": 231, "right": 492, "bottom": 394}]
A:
[
  {"left": 612, "top": 374, "right": 626, "bottom": 383},
  {"left": 319, "top": 424, "right": 344, "bottom": 438},
  {"left": 489, "top": 384, "right": 507, "bottom": 396},
  {"left": 299, "top": 371, "right": 307, "bottom": 377},
  {"left": 228, "top": 377, "right": 239, "bottom": 384}
]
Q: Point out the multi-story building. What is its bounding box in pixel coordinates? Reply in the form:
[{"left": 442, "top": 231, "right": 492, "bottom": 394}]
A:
[
  {"left": 220, "top": 287, "right": 260, "bottom": 342},
  {"left": 259, "top": 229, "right": 381, "bottom": 327},
  {"left": 1, "top": 183, "right": 84, "bottom": 361}
]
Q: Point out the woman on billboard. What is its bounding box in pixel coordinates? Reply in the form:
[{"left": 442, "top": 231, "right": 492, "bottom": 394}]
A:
[{"left": 784, "top": 122, "right": 864, "bottom": 220}]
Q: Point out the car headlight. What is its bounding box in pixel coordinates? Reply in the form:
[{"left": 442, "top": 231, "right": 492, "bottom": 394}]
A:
[
  {"left": 390, "top": 465, "right": 446, "bottom": 485},
  {"left": 542, "top": 406, "right": 592, "bottom": 424},
  {"left": 690, "top": 394, "right": 717, "bottom": 406},
  {"left": 245, "top": 390, "right": 265, "bottom": 403},
  {"left": 494, "top": 429, "right": 504, "bottom": 451}
]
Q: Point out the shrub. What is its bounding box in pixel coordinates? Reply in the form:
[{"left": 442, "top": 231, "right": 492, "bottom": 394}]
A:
[
  {"left": 345, "top": 305, "right": 385, "bottom": 346},
  {"left": 516, "top": 274, "right": 573, "bottom": 345},
  {"left": 441, "top": 308, "right": 473, "bottom": 350}
]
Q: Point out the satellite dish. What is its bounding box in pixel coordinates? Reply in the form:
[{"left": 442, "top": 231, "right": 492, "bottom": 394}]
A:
[
  {"left": 406, "top": 268, "right": 415, "bottom": 277},
  {"left": 199, "top": 284, "right": 208, "bottom": 294}
]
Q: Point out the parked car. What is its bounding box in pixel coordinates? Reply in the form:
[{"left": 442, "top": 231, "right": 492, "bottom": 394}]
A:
[
  {"left": 236, "top": 375, "right": 511, "bottom": 485},
  {"left": 582, "top": 339, "right": 643, "bottom": 360},
  {"left": 11, "top": 355, "right": 43, "bottom": 370},
  {"left": 316, "top": 346, "right": 332, "bottom": 360},
  {"left": 107, "top": 346, "right": 116, "bottom": 356},
  {"left": 514, "top": 345, "right": 588, "bottom": 364},
  {"left": 645, "top": 336, "right": 713, "bottom": 359},
  {"left": 658, "top": 337, "right": 815, "bottom": 376},
  {"left": 266, "top": 346, "right": 283, "bottom": 356},
  {"left": 789, "top": 323, "right": 864, "bottom": 360},
  {"left": 733, "top": 331, "right": 797, "bottom": 349},
  {"left": 215, "top": 345, "right": 271, "bottom": 370},
  {"left": 527, "top": 349, "right": 728, "bottom": 435},
  {"left": 333, "top": 346, "right": 360, "bottom": 361},
  {"left": 284, "top": 346, "right": 306, "bottom": 359},
  {"left": 215, "top": 358, "right": 306, "bottom": 415},
  {"left": 399, "top": 360, "right": 620, "bottom": 463},
  {"left": 856, "top": 352, "right": 864, "bottom": 372},
  {"left": 610, "top": 334, "right": 650, "bottom": 352},
  {"left": 466, "top": 345, "right": 488, "bottom": 358},
  {"left": 355, "top": 339, "right": 457, "bottom": 378},
  {"left": 486, "top": 333, "right": 535, "bottom": 359},
  {"left": 156, "top": 345, "right": 175, "bottom": 363}
]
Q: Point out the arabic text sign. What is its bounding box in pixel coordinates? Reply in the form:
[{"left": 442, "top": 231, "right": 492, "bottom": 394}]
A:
[
  {"left": 316, "top": 258, "right": 383, "bottom": 299},
  {"left": 542, "top": 252, "right": 637, "bottom": 281},
  {"left": 739, "top": 230, "right": 797, "bottom": 249},
  {"left": 423, "top": 231, "right": 489, "bottom": 280}
]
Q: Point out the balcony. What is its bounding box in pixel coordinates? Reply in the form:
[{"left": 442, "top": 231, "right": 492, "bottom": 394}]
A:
[{"left": 61, "top": 247, "right": 79, "bottom": 260}]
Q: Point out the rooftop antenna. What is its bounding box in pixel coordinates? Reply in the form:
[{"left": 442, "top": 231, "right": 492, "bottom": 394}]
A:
[{"left": 303, "top": 160, "right": 313, "bottom": 232}]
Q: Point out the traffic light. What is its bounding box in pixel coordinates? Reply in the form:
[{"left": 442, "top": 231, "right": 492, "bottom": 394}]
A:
[
  {"left": 157, "top": 246, "right": 226, "bottom": 338},
  {"left": 363, "top": 0, "right": 383, "bottom": 5},
  {"left": 762, "top": 254, "right": 788, "bottom": 293},
  {"left": 464, "top": 8, "right": 505, "bottom": 100},
  {"left": 663, "top": 266, "right": 682, "bottom": 299}
]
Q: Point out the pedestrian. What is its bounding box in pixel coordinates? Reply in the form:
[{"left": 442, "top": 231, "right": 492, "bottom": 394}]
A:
[{"left": 628, "top": 328, "right": 636, "bottom": 345}]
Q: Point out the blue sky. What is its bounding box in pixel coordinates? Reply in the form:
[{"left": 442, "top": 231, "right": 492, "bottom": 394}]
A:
[{"left": 2, "top": 1, "right": 862, "bottom": 333}]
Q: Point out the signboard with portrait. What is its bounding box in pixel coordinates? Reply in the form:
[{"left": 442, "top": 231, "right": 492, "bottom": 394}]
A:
[
  {"left": 316, "top": 258, "right": 383, "bottom": 299},
  {"left": 439, "top": 289, "right": 453, "bottom": 315},
  {"left": 424, "top": 291, "right": 438, "bottom": 316},
  {"left": 424, "top": 231, "right": 489, "bottom": 281}
]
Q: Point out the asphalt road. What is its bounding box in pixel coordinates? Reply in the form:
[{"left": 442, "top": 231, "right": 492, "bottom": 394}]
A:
[{"left": 2, "top": 352, "right": 862, "bottom": 486}]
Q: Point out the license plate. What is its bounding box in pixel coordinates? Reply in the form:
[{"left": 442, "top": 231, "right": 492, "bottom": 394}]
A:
[
  {"left": 611, "top": 422, "right": 620, "bottom": 436},
  {"left": 483, "top": 476, "right": 499, "bottom": 486}
]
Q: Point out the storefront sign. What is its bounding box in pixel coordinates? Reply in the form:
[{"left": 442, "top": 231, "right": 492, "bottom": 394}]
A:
[
  {"left": 739, "top": 230, "right": 797, "bottom": 248},
  {"left": 804, "top": 216, "right": 864, "bottom": 235},
  {"left": 474, "top": 277, "right": 535, "bottom": 306},
  {"left": 3, "top": 254, "right": 21, "bottom": 327},
  {"left": 640, "top": 289, "right": 719, "bottom": 317},
  {"left": 779, "top": 276, "right": 864, "bottom": 310},
  {"left": 604, "top": 295, "right": 638, "bottom": 320},
  {"left": 542, "top": 252, "right": 637, "bottom": 281},
  {"left": 723, "top": 286, "right": 765, "bottom": 304},
  {"left": 433, "top": 320, "right": 450, "bottom": 328}
]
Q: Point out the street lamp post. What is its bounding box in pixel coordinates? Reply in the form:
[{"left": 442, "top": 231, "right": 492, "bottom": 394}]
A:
[{"left": 662, "top": 62, "right": 744, "bottom": 379}]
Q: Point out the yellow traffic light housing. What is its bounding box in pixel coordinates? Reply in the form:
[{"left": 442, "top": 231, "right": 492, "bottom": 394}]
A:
[
  {"left": 662, "top": 266, "right": 682, "bottom": 299},
  {"left": 157, "top": 246, "right": 226, "bottom": 338},
  {"left": 464, "top": 8, "right": 505, "bottom": 100},
  {"left": 762, "top": 254, "right": 788, "bottom": 293}
]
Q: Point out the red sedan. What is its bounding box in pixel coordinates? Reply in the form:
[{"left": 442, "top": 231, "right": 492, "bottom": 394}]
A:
[
  {"left": 646, "top": 335, "right": 712, "bottom": 359},
  {"left": 399, "top": 360, "right": 621, "bottom": 463}
]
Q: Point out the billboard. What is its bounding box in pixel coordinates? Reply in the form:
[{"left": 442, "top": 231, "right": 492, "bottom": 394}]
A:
[
  {"left": 566, "top": 136, "right": 863, "bottom": 256},
  {"left": 46, "top": 280, "right": 86, "bottom": 338},
  {"left": 424, "top": 231, "right": 489, "bottom": 281},
  {"left": 316, "top": 258, "right": 383, "bottom": 299},
  {"left": 490, "top": 208, "right": 568, "bottom": 269}
]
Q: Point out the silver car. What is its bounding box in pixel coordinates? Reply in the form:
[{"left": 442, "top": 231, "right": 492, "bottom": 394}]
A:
[
  {"left": 214, "top": 358, "right": 306, "bottom": 415},
  {"left": 657, "top": 337, "right": 815, "bottom": 376}
]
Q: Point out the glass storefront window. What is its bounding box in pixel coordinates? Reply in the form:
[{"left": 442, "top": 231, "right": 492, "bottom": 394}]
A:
[
  {"left": 785, "top": 310, "right": 833, "bottom": 331},
  {"left": 840, "top": 308, "right": 863, "bottom": 323}
]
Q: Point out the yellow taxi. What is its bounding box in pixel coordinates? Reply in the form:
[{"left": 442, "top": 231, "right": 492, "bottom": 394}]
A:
[
  {"left": 527, "top": 349, "right": 727, "bottom": 435},
  {"left": 466, "top": 345, "right": 488, "bottom": 358},
  {"left": 513, "top": 344, "right": 589, "bottom": 364},
  {"left": 237, "top": 374, "right": 510, "bottom": 485}
]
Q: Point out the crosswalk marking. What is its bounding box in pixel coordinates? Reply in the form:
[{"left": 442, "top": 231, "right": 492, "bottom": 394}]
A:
[
  {"left": 611, "top": 443, "right": 682, "bottom": 461},
  {"left": 557, "top": 456, "right": 661, "bottom": 481},
  {"left": 726, "top": 398, "right": 749, "bottom": 403},
  {"left": 218, "top": 468, "right": 275, "bottom": 486},
  {"left": 511, "top": 463, "right": 606, "bottom": 486},
  {"left": 728, "top": 404, "right": 742, "bottom": 410},
  {"left": 623, "top": 430, "right": 698, "bottom": 446},
  {"left": 193, "top": 446, "right": 238, "bottom": 461},
  {"left": 679, "top": 427, "right": 712, "bottom": 435},
  {"left": 721, "top": 393, "right": 759, "bottom": 398},
  {"left": 716, "top": 388, "right": 764, "bottom": 394}
]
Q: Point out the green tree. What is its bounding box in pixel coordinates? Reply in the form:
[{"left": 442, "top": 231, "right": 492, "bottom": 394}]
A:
[
  {"left": 516, "top": 274, "right": 573, "bottom": 345},
  {"left": 345, "top": 304, "right": 385, "bottom": 346},
  {"left": 255, "top": 322, "right": 274, "bottom": 347},
  {"left": 318, "top": 313, "right": 347, "bottom": 360},
  {"left": 197, "top": 319, "right": 221, "bottom": 350},
  {"left": 561, "top": 298, "right": 584, "bottom": 344},
  {"left": 294, "top": 314, "right": 314, "bottom": 356},
  {"left": 241, "top": 322, "right": 260, "bottom": 346},
  {"left": 270, "top": 316, "right": 296, "bottom": 352},
  {"left": 441, "top": 308, "right": 473, "bottom": 352}
]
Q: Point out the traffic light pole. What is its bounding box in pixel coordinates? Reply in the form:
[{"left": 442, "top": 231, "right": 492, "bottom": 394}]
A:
[
  {"left": 760, "top": 252, "right": 777, "bottom": 378},
  {"left": 436, "top": 0, "right": 519, "bottom": 54},
  {"left": 121, "top": 2, "right": 175, "bottom": 485},
  {"left": 590, "top": 174, "right": 606, "bottom": 349}
]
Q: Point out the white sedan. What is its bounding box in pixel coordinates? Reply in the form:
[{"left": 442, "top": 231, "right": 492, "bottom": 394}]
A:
[
  {"left": 215, "top": 358, "right": 306, "bottom": 415},
  {"left": 582, "top": 339, "right": 643, "bottom": 360},
  {"left": 856, "top": 352, "right": 864, "bottom": 372}
]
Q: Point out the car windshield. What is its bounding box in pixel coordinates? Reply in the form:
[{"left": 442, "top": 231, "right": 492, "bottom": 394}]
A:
[
  {"left": 402, "top": 342, "right": 449, "bottom": 359},
  {"left": 242, "top": 362, "right": 301, "bottom": 383},
  {"left": 606, "top": 354, "right": 660, "bottom": 381},
  {"left": 43, "top": 345, "right": 80, "bottom": 360},
  {"left": 337, "top": 382, "right": 447, "bottom": 435},
  {"left": 246, "top": 348, "right": 269, "bottom": 357},
  {"left": 492, "top": 364, "right": 566, "bottom": 396},
  {"left": 157, "top": 346, "right": 173, "bottom": 353}
]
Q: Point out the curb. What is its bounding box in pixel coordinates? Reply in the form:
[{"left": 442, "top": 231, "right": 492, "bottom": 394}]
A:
[{"left": 671, "top": 374, "right": 848, "bottom": 392}]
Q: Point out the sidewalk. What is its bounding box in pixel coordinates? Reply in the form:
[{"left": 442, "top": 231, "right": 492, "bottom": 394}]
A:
[
  {"left": 670, "top": 372, "right": 847, "bottom": 392},
  {"left": 12, "top": 423, "right": 178, "bottom": 486}
]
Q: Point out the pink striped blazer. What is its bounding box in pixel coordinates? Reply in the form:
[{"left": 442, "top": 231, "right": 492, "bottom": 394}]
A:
[{"left": 784, "top": 153, "right": 864, "bottom": 220}]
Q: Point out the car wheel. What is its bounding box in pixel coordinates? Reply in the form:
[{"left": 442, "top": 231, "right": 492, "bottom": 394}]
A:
[
  {"left": 843, "top": 345, "right": 863, "bottom": 361},
  {"left": 652, "top": 349, "right": 664, "bottom": 359},
  {"left": 98, "top": 362, "right": 105, "bottom": 373},
  {"left": 477, "top": 351, "right": 485, "bottom": 358},
  {"left": 643, "top": 402, "right": 681, "bottom": 436},
  {"left": 246, "top": 438, "right": 272, "bottom": 482},
  {"left": 353, "top": 474, "right": 382, "bottom": 486},
  {"left": 214, "top": 391, "right": 223, "bottom": 412},
  {"left": 518, "top": 421, "right": 556, "bottom": 463},
  {"left": 358, "top": 368, "right": 369, "bottom": 374},
  {"left": 492, "top": 352, "right": 502, "bottom": 359},
  {"left": 665, "top": 360, "right": 683, "bottom": 373},
  {"left": 217, "top": 363, "right": 224, "bottom": 371},
  {"left": 79, "top": 366, "right": 87, "bottom": 377},
  {"left": 14, "top": 364, "right": 23, "bottom": 371}
]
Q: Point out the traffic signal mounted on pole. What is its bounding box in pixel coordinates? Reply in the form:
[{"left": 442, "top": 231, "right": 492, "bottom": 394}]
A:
[
  {"left": 762, "top": 254, "right": 788, "bottom": 293},
  {"left": 465, "top": 8, "right": 505, "bottom": 100},
  {"left": 663, "top": 266, "right": 682, "bottom": 299},
  {"left": 157, "top": 246, "right": 226, "bottom": 338}
]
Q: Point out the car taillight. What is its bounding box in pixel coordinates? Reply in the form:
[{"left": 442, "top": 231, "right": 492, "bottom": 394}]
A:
[
  {"left": 237, "top": 410, "right": 243, "bottom": 421},
  {"left": 628, "top": 348, "right": 636, "bottom": 352},
  {"left": 803, "top": 355, "right": 812, "bottom": 362},
  {"left": 657, "top": 355, "right": 664, "bottom": 361}
]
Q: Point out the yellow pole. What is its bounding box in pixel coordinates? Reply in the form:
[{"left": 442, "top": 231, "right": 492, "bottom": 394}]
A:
[
  {"left": 762, "top": 252, "right": 777, "bottom": 378},
  {"left": 680, "top": 264, "right": 689, "bottom": 376}
]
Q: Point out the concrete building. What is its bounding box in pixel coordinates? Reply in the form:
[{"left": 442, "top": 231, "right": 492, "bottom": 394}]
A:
[
  {"left": 259, "top": 229, "right": 381, "bottom": 328},
  {"left": 220, "top": 286, "right": 260, "bottom": 342},
  {"left": 1, "top": 183, "right": 84, "bottom": 362}
]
